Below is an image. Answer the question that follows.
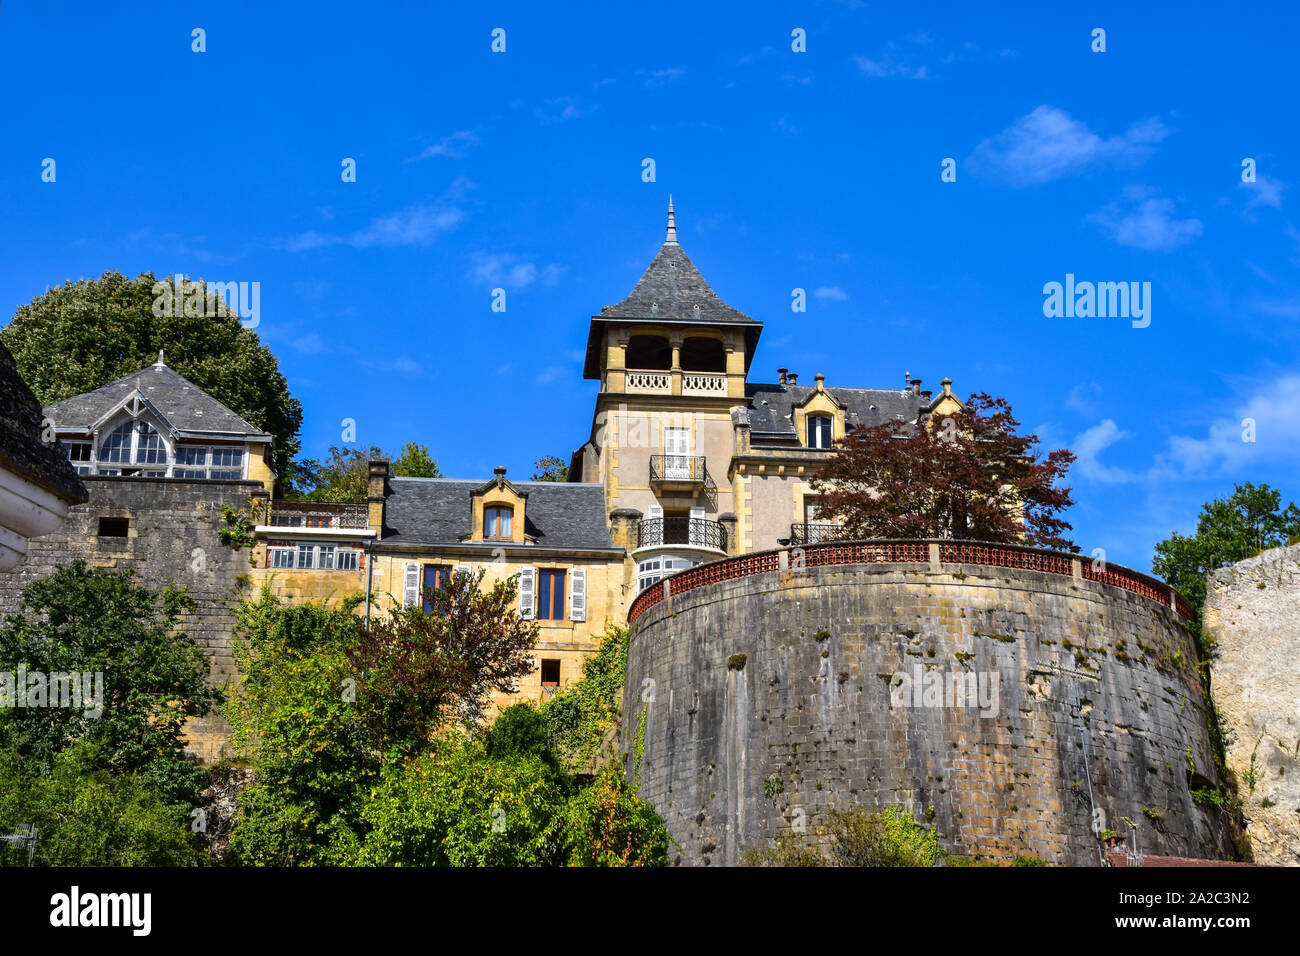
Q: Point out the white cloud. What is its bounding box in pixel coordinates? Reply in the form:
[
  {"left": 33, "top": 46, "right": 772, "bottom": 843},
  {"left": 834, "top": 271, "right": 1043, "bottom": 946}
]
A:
[
  {"left": 286, "top": 180, "right": 472, "bottom": 251},
  {"left": 536, "top": 96, "right": 595, "bottom": 124},
  {"left": 1066, "top": 381, "right": 1102, "bottom": 414},
  {"left": 813, "top": 286, "right": 849, "bottom": 302},
  {"left": 407, "top": 130, "right": 479, "bottom": 162},
  {"left": 1073, "top": 419, "right": 1141, "bottom": 483},
  {"left": 643, "top": 68, "right": 685, "bottom": 88},
  {"left": 1241, "top": 174, "right": 1285, "bottom": 213},
  {"left": 855, "top": 55, "right": 926, "bottom": 79},
  {"left": 1087, "top": 186, "right": 1202, "bottom": 251},
  {"left": 391, "top": 356, "right": 422, "bottom": 375},
  {"left": 969, "top": 106, "right": 1169, "bottom": 186},
  {"left": 469, "top": 252, "right": 564, "bottom": 289},
  {"left": 1161, "top": 375, "right": 1300, "bottom": 475}
]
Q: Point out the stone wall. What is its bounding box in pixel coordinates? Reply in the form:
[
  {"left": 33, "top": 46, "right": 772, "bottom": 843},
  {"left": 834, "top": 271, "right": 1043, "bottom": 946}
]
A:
[
  {"left": 0, "top": 476, "right": 258, "bottom": 762},
  {"left": 624, "top": 559, "right": 1234, "bottom": 866},
  {"left": 1203, "top": 543, "right": 1300, "bottom": 866}
]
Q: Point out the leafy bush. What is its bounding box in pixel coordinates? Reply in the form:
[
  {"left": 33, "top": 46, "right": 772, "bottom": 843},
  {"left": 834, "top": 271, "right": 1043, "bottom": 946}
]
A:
[
  {"left": 541, "top": 627, "right": 628, "bottom": 770},
  {"left": 0, "top": 743, "right": 205, "bottom": 866},
  {"left": 827, "top": 806, "right": 941, "bottom": 866}
]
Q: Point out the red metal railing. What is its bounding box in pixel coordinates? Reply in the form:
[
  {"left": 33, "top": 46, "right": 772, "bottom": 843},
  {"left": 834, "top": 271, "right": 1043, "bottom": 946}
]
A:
[{"left": 626, "top": 538, "right": 1192, "bottom": 626}]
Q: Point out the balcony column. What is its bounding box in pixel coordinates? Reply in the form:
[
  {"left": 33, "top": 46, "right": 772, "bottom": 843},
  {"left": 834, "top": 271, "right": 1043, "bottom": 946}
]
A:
[
  {"left": 670, "top": 334, "right": 683, "bottom": 396},
  {"left": 719, "top": 513, "right": 738, "bottom": 555}
]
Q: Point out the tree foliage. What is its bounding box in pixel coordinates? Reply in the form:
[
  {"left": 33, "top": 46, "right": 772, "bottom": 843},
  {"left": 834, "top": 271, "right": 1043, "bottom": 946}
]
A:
[
  {"left": 0, "top": 560, "right": 218, "bottom": 812},
  {"left": 740, "top": 806, "right": 940, "bottom": 867},
  {"left": 292, "top": 442, "right": 443, "bottom": 502},
  {"left": 0, "top": 270, "right": 303, "bottom": 480},
  {"left": 540, "top": 626, "right": 628, "bottom": 770},
  {"left": 811, "top": 393, "right": 1077, "bottom": 550},
  {"left": 346, "top": 570, "right": 538, "bottom": 741},
  {"left": 1153, "top": 482, "right": 1300, "bottom": 618},
  {"left": 532, "top": 456, "right": 569, "bottom": 482}
]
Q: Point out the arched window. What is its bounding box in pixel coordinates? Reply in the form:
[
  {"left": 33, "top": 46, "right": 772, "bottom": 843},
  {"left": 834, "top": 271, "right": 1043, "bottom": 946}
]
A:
[
  {"left": 98, "top": 420, "right": 169, "bottom": 473},
  {"left": 484, "top": 505, "right": 513, "bottom": 538},
  {"left": 681, "top": 337, "right": 725, "bottom": 372},
  {"left": 807, "top": 415, "right": 833, "bottom": 449},
  {"left": 625, "top": 335, "right": 671, "bottom": 370},
  {"left": 98, "top": 421, "right": 135, "bottom": 463}
]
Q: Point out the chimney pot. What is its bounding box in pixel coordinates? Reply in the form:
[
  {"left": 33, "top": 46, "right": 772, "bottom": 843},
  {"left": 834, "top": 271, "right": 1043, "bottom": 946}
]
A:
[
  {"left": 941, "top": 377, "right": 953, "bottom": 396},
  {"left": 910, "top": 378, "right": 922, "bottom": 396},
  {"left": 777, "top": 367, "right": 788, "bottom": 385},
  {"left": 921, "top": 389, "right": 933, "bottom": 401},
  {"left": 494, "top": 465, "right": 507, "bottom": 477},
  {"left": 788, "top": 372, "right": 798, "bottom": 385},
  {"left": 815, "top": 373, "right": 825, "bottom": 391}
]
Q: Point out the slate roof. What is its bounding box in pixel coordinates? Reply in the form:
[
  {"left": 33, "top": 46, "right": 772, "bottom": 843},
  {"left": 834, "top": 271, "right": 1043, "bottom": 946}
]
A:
[
  {"left": 44, "top": 358, "right": 272, "bottom": 440},
  {"left": 583, "top": 205, "right": 763, "bottom": 378},
  {"left": 0, "top": 342, "right": 87, "bottom": 503},
  {"left": 746, "top": 382, "right": 929, "bottom": 443},
  {"left": 382, "top": 477, "right": 617, "bottom": 552}
]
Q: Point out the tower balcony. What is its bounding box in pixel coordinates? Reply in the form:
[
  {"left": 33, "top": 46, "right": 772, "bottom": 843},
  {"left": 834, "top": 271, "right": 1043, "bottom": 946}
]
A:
[
  {"left": 635, "top": 516, "right": 727, "bottom": 554},
  {"left": 649, "top": 454, "right": 709, "bottom": 493}
]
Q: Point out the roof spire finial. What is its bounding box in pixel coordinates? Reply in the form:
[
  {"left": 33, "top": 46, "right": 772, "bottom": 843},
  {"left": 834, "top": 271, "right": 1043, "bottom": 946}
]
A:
[
  {"left": 665, "top": 195, "right": 678, "bottom": 246},
  {"left": 155, "top": 350, "right": 166, "bottom": 367}
]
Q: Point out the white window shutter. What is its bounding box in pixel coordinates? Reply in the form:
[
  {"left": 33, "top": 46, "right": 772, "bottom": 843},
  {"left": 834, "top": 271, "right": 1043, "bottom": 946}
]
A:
[
  {"left": 570, "top": 567, "right": 586, "bottom": 622},
  {"left": 402, "top": 563, "right": 419, "bottom": 608},
  {"left": 454, "top": 563, "right": 471, "bottom": 579},
  {"left": 519, "top": 567, "right": 536, "bottom": 619}
]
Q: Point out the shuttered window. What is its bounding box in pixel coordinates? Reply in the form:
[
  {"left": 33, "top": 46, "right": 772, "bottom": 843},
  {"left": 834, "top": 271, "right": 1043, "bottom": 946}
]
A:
[
  {"left": 402, "top": 563, "right": 419, "bottom": 608},
  {"left": 518, "top": 567, "right": 536, "bottom": 619},
  {"left": 537, "top": 570, "right": 566, "bottom": 621},
  {"left": 570, "top": 567, "right": 586, "bottom": 621}
]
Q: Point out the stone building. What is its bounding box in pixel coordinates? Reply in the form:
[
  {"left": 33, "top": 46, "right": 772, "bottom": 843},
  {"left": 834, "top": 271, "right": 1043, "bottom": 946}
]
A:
[
  {"left": 0, "top": 341, "right": 86, "bottom": 570},
  {"left": 571, "top": 198, "right": 963, "bottom": 591},
  {"left": 4, "top": 200, "right": 970, "bottom": 751}
]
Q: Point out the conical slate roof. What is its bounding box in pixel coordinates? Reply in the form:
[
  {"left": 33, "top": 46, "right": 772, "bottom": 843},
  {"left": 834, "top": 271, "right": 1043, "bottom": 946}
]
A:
[{"left": 583, "top": 199, "right": 763, "bottom": 379}]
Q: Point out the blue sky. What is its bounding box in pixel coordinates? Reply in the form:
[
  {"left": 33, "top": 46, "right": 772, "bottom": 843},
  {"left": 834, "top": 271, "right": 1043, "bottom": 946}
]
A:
[{"left": 2, "top": 1, "right": 1297, "bottom": 573}]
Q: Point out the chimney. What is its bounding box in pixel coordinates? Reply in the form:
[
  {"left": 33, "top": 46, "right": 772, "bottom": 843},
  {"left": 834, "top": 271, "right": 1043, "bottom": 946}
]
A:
[
  {"left": 941, "top": 377, "right": 953, "bottom": 397},
  {"left": 814, "top": 373, "right": 825, "bottom": 392},
  {"left": 921, "top": 389, "right": 933, "bottom": 402},
  {"left": 788, "top": 371, "right": 798, "bottom": 385},
  {"left": 367, "top": 459, "right": 389, "bottom": 538},
  {"left": 777, "top": 367, "right": 788, "bottom": 385},
  {"left": 910, "top": 378, "right": 922, "bottom": 396}
]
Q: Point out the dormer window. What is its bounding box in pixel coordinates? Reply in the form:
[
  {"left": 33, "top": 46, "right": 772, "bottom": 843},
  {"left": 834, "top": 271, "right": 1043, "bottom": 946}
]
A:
[
  {"left": 484, "top": 505, "right": 513, "bottom": 538},
  {"left": 98, "top": 420, "right": 169, "bottom": 475},
  {"left": 807, "top": 415, "right": 833, "bottom": 449}
]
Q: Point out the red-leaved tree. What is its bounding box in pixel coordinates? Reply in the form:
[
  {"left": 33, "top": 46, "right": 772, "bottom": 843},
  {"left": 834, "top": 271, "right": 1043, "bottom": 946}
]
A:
[
  {"left": 809, "top": 392, "right": 1077, "bottom": 550},
  {"left": 346, "top": 570, "right": 539, "bottom": 746}
]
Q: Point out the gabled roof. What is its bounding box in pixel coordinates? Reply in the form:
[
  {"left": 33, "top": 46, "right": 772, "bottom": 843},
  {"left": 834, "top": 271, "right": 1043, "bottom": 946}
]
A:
[
  {"left": 0, "top": 342, "right": 87, "bottom": 503},
  {"left": 584, "top": 199, "right": 762, "bottom": 378},
  {"left": 44, "top": 354, "right": 272, "bottom": 441},
  {"left": 746, "top": 382, "right": 929, "bottom": 442},
  {"left": 382, "top": 477, "right": 617, "bottom": 552}
]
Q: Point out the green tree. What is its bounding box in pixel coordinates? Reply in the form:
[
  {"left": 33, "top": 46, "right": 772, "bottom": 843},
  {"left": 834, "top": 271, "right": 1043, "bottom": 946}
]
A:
[
  {"left": 0, "top": 271, "right": 303, "bottom": 480},
  {"left": 0, "top": 743, "right": 206, "bottom": 867},
  {"left": 541, "top": 627, "right": 628, "bottom": 771},
  {"left": 295, "top": 445, "right": 382, "bottom": 503},
  {"left": 0, "top": 561, "right": 219, "bottom": 813},
  {"left": 346, "top": 569, "right": 539, "bottom": 742},
  {"left": 1153, "top": 482, "right": 1300, "bottom": 617},
  {"left": 532, "top": 456, "right": 569, "bottom": 482},
  {"left": 392, "top": 442, "right": 443, "bottom": 478},
  {"left": 224, "top": 588, "right": 372, "bottom": 866}
]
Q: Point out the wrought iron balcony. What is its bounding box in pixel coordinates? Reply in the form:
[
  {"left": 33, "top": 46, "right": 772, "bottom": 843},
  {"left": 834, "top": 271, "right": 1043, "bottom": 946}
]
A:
[
  {"left": 649, "top": 454, "right": 709, "bottom": 485},
  {"left": 636, "top": 516, "right": 727, "bottom": 553},
  {"left": 789, "top": 522, "right": 845, "bottom": 546},
  {"left": 267, "top": 500, "right": 369, "bottom": 529}
]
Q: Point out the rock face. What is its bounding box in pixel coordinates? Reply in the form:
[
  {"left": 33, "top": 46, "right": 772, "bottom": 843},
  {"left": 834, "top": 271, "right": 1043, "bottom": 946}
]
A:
[
  {"left": 625, "top": 561, "right": 1234, "bottom": 866},
  {"left": 1203, "top": 544, "right": 1300, "bottom": 867}
]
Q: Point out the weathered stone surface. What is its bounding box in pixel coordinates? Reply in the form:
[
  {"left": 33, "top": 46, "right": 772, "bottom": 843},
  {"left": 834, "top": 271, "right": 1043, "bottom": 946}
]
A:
[
  {"left": 625, "top": 562, "right": 1233, "bottom": 866},
  {"left": 1203, "top": 543, "right": 1300, "bottom": 867},
  {"left": 0, "top": 476, "right": 258, "bottom": 762}
]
